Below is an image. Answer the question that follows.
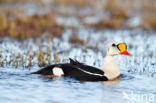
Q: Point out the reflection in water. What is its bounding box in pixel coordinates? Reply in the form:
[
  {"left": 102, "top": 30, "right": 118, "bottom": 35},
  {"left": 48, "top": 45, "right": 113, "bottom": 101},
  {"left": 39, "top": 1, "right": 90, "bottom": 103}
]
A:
[
  {"left": 102, "top": 78, "right": 120, "bottom": 86},
  {"left": 102, "top": 74, "right": 135, "bottom": 86}
]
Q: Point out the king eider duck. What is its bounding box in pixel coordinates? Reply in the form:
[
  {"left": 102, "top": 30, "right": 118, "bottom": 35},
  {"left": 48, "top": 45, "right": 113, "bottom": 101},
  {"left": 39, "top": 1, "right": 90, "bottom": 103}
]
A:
[{"left": 33, "top": 43, "right": 131, "bottom": 81}]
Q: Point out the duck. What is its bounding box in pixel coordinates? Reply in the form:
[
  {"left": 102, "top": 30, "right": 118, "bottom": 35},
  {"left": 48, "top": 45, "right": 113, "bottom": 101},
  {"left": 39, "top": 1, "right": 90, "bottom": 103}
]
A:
[{"left": 33, "top": 43, "right": 131, "bottom": 81}]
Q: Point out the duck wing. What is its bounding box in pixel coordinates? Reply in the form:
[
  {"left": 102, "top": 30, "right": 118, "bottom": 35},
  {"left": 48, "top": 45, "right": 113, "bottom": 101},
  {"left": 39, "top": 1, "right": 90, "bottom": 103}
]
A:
[
  {"left": 33, "top": 59, "right": 108, "bottom": 81},
  {"left": 69, "top": 58, "right": 104, "bottom": 75},
  {"left": 60, "top": 63, "right": 108, "bottom": 81},
  {"left": 69, "top": 58, "right": 83, "bottom": 65}
]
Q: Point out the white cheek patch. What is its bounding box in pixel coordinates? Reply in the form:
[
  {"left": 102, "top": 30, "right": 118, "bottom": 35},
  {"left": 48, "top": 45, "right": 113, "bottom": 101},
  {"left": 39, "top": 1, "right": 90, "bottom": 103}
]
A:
[
  {"left": 108, "top": 47, "right": 120, "bottom": 55},
  {"left": 53, "top": 67, "right": 64, "bottom": 77}
]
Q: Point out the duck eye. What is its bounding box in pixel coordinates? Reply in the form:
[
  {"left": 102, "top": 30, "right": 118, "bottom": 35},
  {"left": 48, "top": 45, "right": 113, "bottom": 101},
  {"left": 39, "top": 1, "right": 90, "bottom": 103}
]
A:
[{"left": 112, "top": 43, "right": 116, "bottom": 47}]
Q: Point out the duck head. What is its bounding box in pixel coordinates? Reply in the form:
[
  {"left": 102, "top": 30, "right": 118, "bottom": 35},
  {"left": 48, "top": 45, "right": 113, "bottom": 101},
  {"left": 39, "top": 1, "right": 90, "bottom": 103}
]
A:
[{"left": 107, "top": 43, "right": 131, "bottom": 56}]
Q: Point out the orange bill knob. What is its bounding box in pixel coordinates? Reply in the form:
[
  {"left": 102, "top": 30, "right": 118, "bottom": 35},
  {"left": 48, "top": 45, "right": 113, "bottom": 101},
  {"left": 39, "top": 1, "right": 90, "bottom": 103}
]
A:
[{"left": 117, "top": 43, "right": 132, "bottom": 56}]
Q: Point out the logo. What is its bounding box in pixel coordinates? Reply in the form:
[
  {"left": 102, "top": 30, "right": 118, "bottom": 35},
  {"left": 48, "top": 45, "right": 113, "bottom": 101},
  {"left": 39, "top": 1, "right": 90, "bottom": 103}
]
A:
[{"left": 122, "top": 91, "right": 155, "bottom": 102}]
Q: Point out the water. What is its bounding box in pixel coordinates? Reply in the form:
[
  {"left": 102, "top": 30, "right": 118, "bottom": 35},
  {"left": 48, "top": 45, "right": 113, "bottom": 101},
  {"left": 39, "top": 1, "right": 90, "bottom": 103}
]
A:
[
  {"left": 0, "top": 29, "right": 156, "bottom": 103},
  {"left": 0, "top": 68, "right": 155, "bottom": 103}
]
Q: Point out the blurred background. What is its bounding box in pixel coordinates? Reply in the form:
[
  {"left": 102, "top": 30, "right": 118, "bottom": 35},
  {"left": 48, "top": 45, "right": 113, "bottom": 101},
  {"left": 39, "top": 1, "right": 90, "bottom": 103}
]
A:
[
  {"left": 0, "top": 0, "right": 156, "bottom": 66},
  {"left": 0, "top": 0, "right": 156, "bottom": 39},
  {"left": 0, "top": 0, "right": 156, "bottom": 103}
]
